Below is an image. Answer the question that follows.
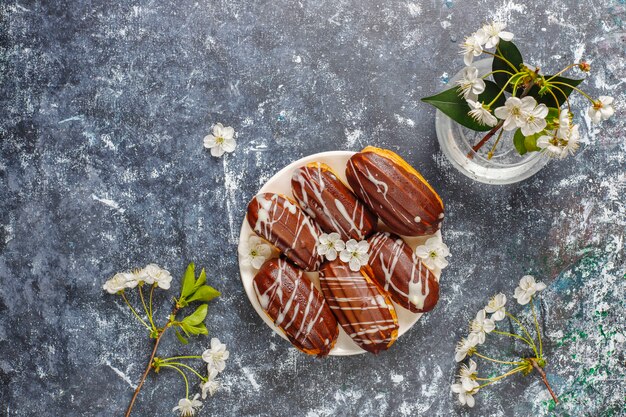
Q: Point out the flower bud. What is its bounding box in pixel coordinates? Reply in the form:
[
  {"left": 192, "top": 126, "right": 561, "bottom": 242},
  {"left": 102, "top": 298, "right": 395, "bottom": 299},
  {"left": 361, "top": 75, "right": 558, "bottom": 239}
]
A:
[{"left": 578, "top": 61, "right": 591, "bottom": 72}]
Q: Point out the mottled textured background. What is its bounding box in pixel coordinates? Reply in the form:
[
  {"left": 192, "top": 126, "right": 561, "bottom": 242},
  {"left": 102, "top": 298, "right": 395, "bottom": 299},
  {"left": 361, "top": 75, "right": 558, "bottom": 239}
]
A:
[{"left": 1, "top": 0, "right": 624, "bottom": 416}]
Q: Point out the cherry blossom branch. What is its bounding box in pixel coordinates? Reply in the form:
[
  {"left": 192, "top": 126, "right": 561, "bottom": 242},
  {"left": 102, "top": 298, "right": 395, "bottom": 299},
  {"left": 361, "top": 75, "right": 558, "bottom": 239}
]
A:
[
  {"left": 530, "top": 358, "right": 559, "bottom": 404},
  {"left": 124, "top": 305, "right": 179, "bottom": 417},
  {"left": 468, "top": 122, "right": 503, "bottom": 157}
]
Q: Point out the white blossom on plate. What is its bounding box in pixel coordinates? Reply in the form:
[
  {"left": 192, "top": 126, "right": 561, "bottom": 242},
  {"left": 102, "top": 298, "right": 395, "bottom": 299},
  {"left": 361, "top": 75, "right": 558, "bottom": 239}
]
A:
[
  {"left": 203, "top": 123, "right": 236, "bottom": 157},
  {"left": 485, "top": 293, "right": 507, "bottom": 321},
  {"left": 172, "top": 394, "right": 202, "bottom": 416},
  {"left": 456, "top": 66, "right": 486, "bottom": 101},
  {"left": 467, "top": 100, "right": 498, "bottom": 127},
  {"left": 513, "top": 275, "right": 546, "bottom": 305},
  {"left": 202, "top": 338, "right": 230, "bottom": 372},
  {"left": 415, "top": 236, "right": 450, "bottom": 270},
  {"left": 239, "top": 235, "right": 272, "bottom": 269},
  {"left": 339, "top": 239, "right": 370, "bottom": 272},
  {"left": 481, "top": 21, "right": 514, "bottom": 49},
  {"left": 459, "top": 359, "right": 479, "bottom": 391},
  {"left": 455, "top": 334, "right": 479, "bottom": 362},
  {"left": 201, "top": 368, "right": 220, "bottom": 399},
  {"left": 317, "top": 232, "right": 345, "bottom": 261},
  {"left": 451, "top": 380, "right": 479, "bottom": 408},
  {"left": 469, "top": 309, "right": 495, "bottom": 344},
  {"left": 142, "top": 264, "right": 173, "bottom": 290},
  {"left": 587, "top": 95, "right": 615, "bottom": 123}
]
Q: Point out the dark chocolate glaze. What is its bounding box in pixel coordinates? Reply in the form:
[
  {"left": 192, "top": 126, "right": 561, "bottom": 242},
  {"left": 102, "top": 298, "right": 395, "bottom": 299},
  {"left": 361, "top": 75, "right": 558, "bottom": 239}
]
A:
[
  {"left": 367, "top": 232, "right": 439, "bottom": 313},
  {"left": 253, "top": 258, "right": 338, "bottom": 356},
  {"left": 346, "top": 149, "right": 444, "bottom": 236},
  {"left": 291, "top": 163, "right": 377, "bottom": 241},
  {"left": 319, "top": 259, "right": 398, "bottom": 354}
]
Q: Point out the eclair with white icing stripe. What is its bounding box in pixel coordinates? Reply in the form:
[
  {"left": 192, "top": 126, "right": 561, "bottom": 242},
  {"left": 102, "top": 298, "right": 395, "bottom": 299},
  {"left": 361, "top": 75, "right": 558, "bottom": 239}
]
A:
[
  {"left": 367, "top": 232, "right": 439, "bottom": 313},
  {"left": 247, "top": 193, "right": 323, "bottom": 271},
  {"left": 319, "top": 259, "right": 398, "bottom": 354},
  {"left": 253, "top": 258, "right": 338, "bottom": 356},
  {"left": 346, "top": 146, "right": 444, "bottom": 236},
  {"left": 291, "top": 162, "right": 377, "bottom": 241}
]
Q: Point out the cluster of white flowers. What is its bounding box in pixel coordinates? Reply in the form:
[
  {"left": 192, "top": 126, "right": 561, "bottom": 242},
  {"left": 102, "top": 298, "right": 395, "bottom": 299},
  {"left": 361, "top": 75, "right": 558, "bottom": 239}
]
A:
[
  {"left": 173, "top": 338, "right": 230, "bottom": 416},
  {"left": 414, "top": 236, "right": 450, "bottom": 270},
  {"left": 452, "top": 276, "right": 548, "bottom": 407},
  {"left": 203, "top": 123, "right": 237, "bottom": 157},
  {"left": 239, "top": 235, "right": 273, "bottom": 270},
  {"left": 460, "top": 22, "right": 513, "bottom": 66},
  {"left": 457, "top": 23, "right": 616, "bottom": 158},
  {"left": 102, "top": 264, "right": 172, "bottom": 294},
  {"left": 200, "top": 338, "right": 229, "bottom": 399},
  {"left": 316, "top": 233, "right": 370, "bottom": 272}
]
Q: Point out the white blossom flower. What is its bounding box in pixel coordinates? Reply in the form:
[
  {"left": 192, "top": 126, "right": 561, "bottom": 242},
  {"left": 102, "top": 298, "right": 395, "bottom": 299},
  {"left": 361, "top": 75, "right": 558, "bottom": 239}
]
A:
[
  {"left": 239, "top": 235, "right": 272, "bottom": 269},
  {"left": 481, "top": 22, "right": 514, "bottom": 49},
  {"left": 202, "top": 338, "right": 230, "bottom": 372},
  {"left": 459, "top": 359, "right": 479, "bottom": 391},
  {"left": 469, "top": 309, "right": 495, "bottom": 344},
  {"left": 142, "top": 264, "right": 173, "bottom": 289},
  {"left": 560, "top": 124, "right": 580, "bottom": 157},
  {"left": 557, "top": 111, "right": 573, "bottom": 138},
  {"left": 536, "top": 134, "right": 563, "bottom": 158},
  {"left": 460, "top": 34, "right": 484, "bottom": 66},
  {"left": 203, "top": 123, "right": 236, "bottom": 157},
  {"left": 339, "top": 239, "right": 370, "bottom": 272},
  {"left": 587, "top": 96, "right": 615, "bottom": 123},
  {"left": 317, "top": 232, "right": 346, "bottom": 261},
  {"left": 520, "top": 101, "right": 549, "bottom": 136},
  {"left": 103, "top": 273, "right": 131, "bottom": 294},
  {"left": 451, "top": 380, "right": 479, "bottom": 408},
  {"left": 172, "top": 394, "right": 202, "bottom": 416},
  {"left": 485, "top": 293, "right": 507, "bottom": 321},
  {"left": 201, "top": 368, "right": 219, "bottom": 399},
  {"left": 415, "top": 236, "right": 450, "bottom": 270},
  {"left": 494, "top": 96, "right": 535, "bottom": 131},
  {"left": 513, "top": 275, "right": 546, "bottom": 305},
  {"left": 467, "top": 100, "right": 498, "bottom": 127},
  {"left": 455, "top": 333, "right": 479, "bottom": 362},
  {"left": 456, "top": 66, "right": 486, "bottom": 101}
]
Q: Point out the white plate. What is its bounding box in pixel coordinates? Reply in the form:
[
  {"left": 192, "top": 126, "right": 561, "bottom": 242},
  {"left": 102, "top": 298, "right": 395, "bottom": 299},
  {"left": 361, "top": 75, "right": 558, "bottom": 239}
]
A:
[{"left": 238, "top": 151, "right": 442, "bottom": 355}]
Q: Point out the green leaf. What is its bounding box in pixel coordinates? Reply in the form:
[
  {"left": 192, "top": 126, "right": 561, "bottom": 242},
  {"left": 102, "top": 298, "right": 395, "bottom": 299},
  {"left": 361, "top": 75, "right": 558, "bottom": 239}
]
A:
[
  {"left": 493, "top": 40, "right": 524, "bottom": 91},
  {"left": 513, "top": 129, "right": 527, "bottom": 155},
  {"left": 175, "top": 330, "right": 189, "bottom": 345},
  {"left": 192, "top": 268, "right": 207, "bottom": 293},
  {"left": 181, "top": 262, "right": 196, "bottom": 299},
  {"left": 524, "top": 132, "right": 541, "bottom": 152},
  {"left": 180, "top": 321, "right": 208, "bottom": 335},
  {"left": 187, "top": 285, "right": 221, "bottom": 303},
  {"left": 182, "top": 303, "right": 208, "bottom": 326},
  {"left": 530, "top": 76, "right": 583, "bottom": 108},
  {"left": 422, "top": 87, "right": 490, "bottom": 132}
]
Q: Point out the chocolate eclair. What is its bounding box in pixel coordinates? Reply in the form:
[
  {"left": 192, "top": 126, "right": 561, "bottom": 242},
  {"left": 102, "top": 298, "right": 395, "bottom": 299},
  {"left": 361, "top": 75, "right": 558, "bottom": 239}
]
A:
[
  {"left": 247, "top": 193, "right": 323, "bottom": 271},
  {"left": 367, "top": 232, "right": 439, "bottom": 313},
  {"left": 291, "top": 162, "right": 377, "bottom": 241},
  {"left": 319, "top": 259, "right": 398, "bottom": 353},
  {"left": 346, "top": 146, "right": 444, "bottom": 236},
  {"left": 253, "top": 258, "right": 339, "bottom": 356}
]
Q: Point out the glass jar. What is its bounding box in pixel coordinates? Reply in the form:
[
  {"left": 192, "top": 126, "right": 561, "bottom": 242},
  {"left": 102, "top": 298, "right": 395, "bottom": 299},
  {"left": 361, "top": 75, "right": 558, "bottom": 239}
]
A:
[{"left": 435, "top": 58, "right": 549, "bottom": 184}]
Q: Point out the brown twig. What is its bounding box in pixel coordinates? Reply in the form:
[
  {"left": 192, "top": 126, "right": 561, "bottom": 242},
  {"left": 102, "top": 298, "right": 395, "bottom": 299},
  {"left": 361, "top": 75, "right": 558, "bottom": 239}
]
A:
[
  {"left": 468, "top": 122, "right": 503, "bottom": 158},
  {"left": 530, "top": 358, "right": 559, "bottom": 404},
  {"left": 124, "top": 306, "right": 179, "bottom": 417}
]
